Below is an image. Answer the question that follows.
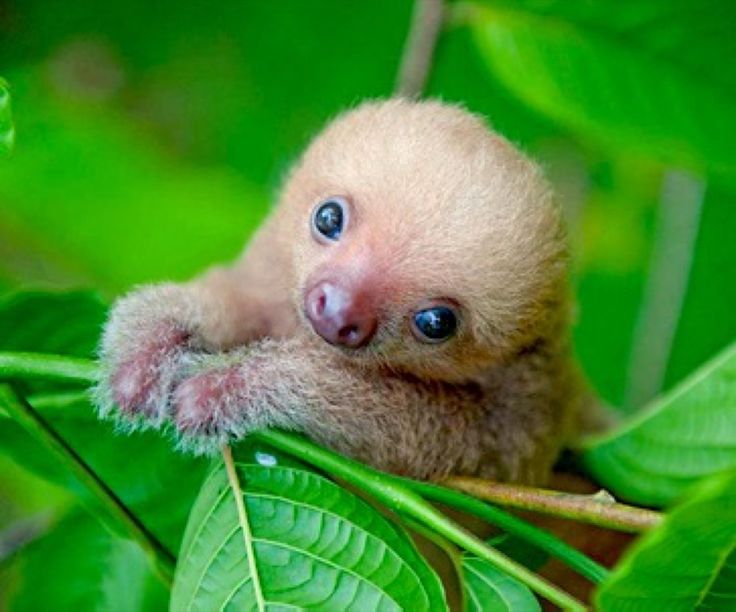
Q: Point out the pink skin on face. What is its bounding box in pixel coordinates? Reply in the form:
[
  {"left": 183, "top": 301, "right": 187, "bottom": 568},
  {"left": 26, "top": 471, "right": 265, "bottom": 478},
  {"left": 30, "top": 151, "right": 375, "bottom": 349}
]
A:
[{"left": 303, "top": 279, "right": 377, "bottom": 349}]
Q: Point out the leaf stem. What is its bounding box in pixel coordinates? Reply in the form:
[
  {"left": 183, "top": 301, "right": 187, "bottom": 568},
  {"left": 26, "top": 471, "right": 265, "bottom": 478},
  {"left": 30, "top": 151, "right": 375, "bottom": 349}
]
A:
[
  {"left": 0, "top": 351, "right": 97, "bottom": 384},
  {"left": 624, "top": 170, "right": 705, "bottom": 409},
  {"left": 0, "top": 384, "right": 175, "bottom": 586},
  {"left": 254, "top": 430, "right": 586, "bottom": 611},
  {"left": 444, "top": 476, "right": 662, "bottom": 533},
  {"left": 222, "top": 445, "right": 265, "bottom": 611}
]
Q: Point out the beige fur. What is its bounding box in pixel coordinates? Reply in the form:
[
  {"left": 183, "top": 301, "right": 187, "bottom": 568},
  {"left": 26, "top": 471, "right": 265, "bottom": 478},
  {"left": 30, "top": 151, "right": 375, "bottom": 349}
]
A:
[{"left": 96, "top": 98, "right": 583, "bottom": 484}]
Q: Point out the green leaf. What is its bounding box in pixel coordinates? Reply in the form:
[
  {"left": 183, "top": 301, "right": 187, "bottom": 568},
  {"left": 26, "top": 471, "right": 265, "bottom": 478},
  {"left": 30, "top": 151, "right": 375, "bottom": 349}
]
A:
[
  {"left": 172, "top": 444, "right": 446, "bottom": 611},
  {"left": 9, "top": 512, "right": 168, "bottom": 612},
  {"left": 0, "top": 292, "right": 206, "bottom": 551},
  {"left": 465, "top": 2, "right": 736, "bottom": 171},
  {"left": 0, "top": 291, "right": 107, "bottom": 395},
  {"left": 583, "top": 342, "right": 736, "bottom": 506},
  {"left": 0, "top": 290, "right": 107, "bottom": 357},
  {"left": 0, "top": 390, "right": 206, "bottom": 554},
  {"left": 596, "top": 469, "right": 736, "bottom": 610},
  {"left": 0, "top": 78, "right": 13, "bottom": 155},
  {"left": 460, "top": 534, "right": 545, "bottom": 612},
  {"left": 489, "top": 534, "right": 549, "bottom": 572},
  {"left": 462, "top": 554, "right": 540, "bottom": 612}
]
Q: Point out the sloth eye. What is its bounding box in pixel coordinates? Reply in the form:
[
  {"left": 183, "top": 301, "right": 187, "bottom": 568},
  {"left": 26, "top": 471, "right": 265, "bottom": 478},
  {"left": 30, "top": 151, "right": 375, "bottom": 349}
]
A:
[
  {"left": 312, "top": 197, "right": 347, "bottom": 242},
  {"left": 411, "top": 305, "right": 458, "bottom": 343}
]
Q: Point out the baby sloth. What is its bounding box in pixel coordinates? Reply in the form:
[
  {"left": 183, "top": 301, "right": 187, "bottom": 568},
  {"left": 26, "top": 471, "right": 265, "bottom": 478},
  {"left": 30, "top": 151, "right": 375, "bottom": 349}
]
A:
[{"left": 97, "top": 99, "right": 584, "bottom": 484}]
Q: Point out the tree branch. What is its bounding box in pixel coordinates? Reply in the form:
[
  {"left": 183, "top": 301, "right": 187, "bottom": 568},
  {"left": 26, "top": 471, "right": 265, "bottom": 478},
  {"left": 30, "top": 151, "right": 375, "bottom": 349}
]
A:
[
  {"left": 401, "top": 476, "right": 609, "bottom": 584},
  {"left": 394, "top": 0, "right": 445, "bottom": 98},
  {"left": 443, "top": 476, "right": 662, "bottom": 534}
]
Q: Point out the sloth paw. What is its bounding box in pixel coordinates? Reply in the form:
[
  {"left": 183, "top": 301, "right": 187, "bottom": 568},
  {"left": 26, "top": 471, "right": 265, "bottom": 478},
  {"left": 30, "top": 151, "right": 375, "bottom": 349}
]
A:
[
  {"left": 173, "top": 366, "right": 248, "bottom": 440},
  {"left": 104, "top": 323, "right": 191, "bottom": 424}
]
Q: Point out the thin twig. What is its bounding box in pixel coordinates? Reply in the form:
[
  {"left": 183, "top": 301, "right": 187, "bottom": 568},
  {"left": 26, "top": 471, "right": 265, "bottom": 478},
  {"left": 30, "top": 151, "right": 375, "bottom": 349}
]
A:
[
  {"left": 395, "top": 0, "right": 445, "bottom": 97},
  {"left": 0, "top": 384, "right": 176, "bottom": 586},
  {"left": 222, "top": 445, "right": 265, "bottom": 610},
  {"left": 444, "top": 476, "right": 662, "bottom": 534},
  {"left": 625, "top": 170, "right": 705, "bottom": 408}
]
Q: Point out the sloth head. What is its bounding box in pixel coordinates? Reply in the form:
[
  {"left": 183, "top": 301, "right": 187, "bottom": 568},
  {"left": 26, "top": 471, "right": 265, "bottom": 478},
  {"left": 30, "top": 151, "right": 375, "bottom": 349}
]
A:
[{"left": 279, "top": 99, "right": 568, "bottom": 382}]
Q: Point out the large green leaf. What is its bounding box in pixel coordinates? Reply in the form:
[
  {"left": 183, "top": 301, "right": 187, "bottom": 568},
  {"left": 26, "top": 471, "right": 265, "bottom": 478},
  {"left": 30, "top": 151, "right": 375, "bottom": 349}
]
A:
[
  {"left": 583, "top": 342, "right": 736, "bottom": 506},
  {"left": 172, "top": 444, "right": 446, "bottom": 611},
  {"left": 0, "top": 77, "right": 12, "bottom": 155},
  {"left": 9, "top": 512, "right": 168, "bottom": 612},
  {"left": 596, "top": 469, "right": 736, "bottom": 610},
  {"left": 462, "top": 555, "right": 540, "bottom": 612},
  {"left": 465, "top": 2, "right": 736, "bottom": 171}
]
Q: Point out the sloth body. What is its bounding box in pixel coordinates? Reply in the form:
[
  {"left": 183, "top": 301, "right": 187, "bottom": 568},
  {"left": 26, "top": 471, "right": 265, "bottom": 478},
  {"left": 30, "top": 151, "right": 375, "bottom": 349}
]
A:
[{"left": 97, "top": 99, "right": 583, "bottom": 484}]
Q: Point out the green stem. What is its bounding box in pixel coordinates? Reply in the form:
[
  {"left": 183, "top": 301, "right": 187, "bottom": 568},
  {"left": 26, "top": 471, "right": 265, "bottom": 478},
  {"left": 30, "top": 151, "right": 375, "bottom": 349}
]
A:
[
  {"left": 402, "top": 478, "right": 609, "bottom": 583},
  {"left": 0, "top": 352, "right": 97, "bottom": 384},
  {"left": 0, "top": 384, "right": 175, "bottom": 586},
  {"left": 255, "top": 430, "right": 586, "bottom": 611}
]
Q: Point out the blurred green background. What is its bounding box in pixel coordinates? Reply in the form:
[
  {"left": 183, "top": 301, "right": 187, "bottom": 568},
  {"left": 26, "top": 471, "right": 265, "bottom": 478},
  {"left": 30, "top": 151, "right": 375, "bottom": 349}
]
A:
[{"left": 1, "top": 0, "right": 735, "bottom": 603}]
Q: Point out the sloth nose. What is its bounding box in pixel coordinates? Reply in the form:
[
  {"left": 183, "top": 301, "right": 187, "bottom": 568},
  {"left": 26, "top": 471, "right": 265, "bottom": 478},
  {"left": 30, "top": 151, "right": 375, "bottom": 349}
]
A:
[{"left": 304, "top": 281, "right": 377, "bottom": 348}]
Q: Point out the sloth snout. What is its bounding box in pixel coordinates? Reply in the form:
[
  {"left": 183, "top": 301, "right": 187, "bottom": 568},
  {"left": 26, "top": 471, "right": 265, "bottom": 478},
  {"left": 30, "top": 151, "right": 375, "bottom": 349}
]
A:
[{"left": 304, "top": 280, "right": 377, "bottom": 349}]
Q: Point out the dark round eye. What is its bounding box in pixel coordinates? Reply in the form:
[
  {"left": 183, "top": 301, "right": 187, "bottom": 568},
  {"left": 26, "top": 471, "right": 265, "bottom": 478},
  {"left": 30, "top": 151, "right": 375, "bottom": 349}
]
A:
[
  {"left": 411, "top": 306, "right": 458, "bottom": 343},
  {"left": 312, "top": 197, "right": 347, "bottom": 242}
]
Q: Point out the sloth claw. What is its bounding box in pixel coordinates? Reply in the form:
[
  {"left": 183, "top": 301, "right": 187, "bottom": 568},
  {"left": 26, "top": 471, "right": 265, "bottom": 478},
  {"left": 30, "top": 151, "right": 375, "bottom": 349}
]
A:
[
  {"left": 106, "top": 323, "right": 190, "bottom": 424},
  {"left": 173, "top": 367, "right": 247, "bottom": 438}
]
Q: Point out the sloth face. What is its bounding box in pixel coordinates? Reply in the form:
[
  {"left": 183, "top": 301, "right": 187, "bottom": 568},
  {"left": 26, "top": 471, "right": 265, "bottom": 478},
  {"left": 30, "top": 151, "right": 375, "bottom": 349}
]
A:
[
  {"left": 304, "top": 195, "right": 460, "bottom": 352},
  {"left": 283, "top": 99, "right": 566, "bottom": 381}
]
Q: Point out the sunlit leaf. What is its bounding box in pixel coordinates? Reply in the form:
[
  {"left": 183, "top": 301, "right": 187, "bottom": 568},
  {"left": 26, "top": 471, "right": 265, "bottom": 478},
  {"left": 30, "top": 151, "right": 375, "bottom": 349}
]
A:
[
  {"left": 596, "top": 469, "right": 736, "bottom": 610},
  {"left": 172, "top": 444, "right": 446, "bottom": 611},
  {"left": 583, "top": 342, "right": 736, "bottom": 506},
  {"left": 465, "top": 2, "right": 736, "bottom": 171}
]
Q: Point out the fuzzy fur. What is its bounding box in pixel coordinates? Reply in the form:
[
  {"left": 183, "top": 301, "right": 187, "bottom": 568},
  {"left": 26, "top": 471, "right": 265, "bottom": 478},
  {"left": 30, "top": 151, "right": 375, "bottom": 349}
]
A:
[{"left": 96, "top": 98, "right": 584, "bottom": 484}]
